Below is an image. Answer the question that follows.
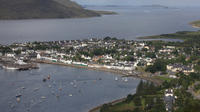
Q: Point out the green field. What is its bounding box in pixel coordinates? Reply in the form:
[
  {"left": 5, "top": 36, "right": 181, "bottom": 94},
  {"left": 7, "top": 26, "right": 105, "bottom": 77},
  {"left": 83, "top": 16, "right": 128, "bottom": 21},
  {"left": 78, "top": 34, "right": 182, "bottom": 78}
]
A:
[
  {"left": 154, "top": 76, "right": 173, "bottom": 82},
  {"left": 101, "top": 101, "right": 135, "bottom": 112}
]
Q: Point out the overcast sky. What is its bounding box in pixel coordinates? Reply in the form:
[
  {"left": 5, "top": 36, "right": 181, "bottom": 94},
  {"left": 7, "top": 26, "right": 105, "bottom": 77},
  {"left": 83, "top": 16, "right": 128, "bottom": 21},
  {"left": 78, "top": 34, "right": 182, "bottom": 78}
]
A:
[{"left": 72, "top": 0, "right": 200, "bottom": 7}]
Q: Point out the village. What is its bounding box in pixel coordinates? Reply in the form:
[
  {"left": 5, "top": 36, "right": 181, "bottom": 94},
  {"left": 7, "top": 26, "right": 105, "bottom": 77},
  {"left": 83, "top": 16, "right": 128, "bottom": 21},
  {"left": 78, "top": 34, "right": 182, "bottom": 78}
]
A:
[{"left": 0, "top": 37, "right": 196, "bottom": 76}]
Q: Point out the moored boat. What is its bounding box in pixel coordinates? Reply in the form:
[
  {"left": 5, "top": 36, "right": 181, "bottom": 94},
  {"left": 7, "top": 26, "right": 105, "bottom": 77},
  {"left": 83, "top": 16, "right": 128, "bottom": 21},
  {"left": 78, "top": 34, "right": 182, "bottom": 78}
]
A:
[{"left": 2, "top": 65, "right": 19, "bottom": 70}]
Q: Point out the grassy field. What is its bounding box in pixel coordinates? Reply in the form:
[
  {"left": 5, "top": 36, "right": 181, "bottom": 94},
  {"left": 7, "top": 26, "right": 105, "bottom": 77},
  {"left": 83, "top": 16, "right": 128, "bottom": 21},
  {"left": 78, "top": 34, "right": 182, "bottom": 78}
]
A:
[
  {"left": 153, "top": 75, "right": 173, "bottom": 82},
  {"left": 101, "top": 101, "right": 135, "bottom": 112}
]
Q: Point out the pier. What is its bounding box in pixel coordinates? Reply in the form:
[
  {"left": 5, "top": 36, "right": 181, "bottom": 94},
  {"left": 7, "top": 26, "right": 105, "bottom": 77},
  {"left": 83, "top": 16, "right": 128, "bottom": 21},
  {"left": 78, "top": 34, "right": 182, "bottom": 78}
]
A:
[{"left": 0, "top": 57, "right": 38, "bottom": 70}]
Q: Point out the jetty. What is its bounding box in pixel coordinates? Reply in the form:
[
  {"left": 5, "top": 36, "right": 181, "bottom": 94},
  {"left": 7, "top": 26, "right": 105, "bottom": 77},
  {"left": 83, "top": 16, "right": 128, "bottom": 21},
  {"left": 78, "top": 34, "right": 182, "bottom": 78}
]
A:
[{"left": 0, "top": 57, "right": 38, "bottom": 70}]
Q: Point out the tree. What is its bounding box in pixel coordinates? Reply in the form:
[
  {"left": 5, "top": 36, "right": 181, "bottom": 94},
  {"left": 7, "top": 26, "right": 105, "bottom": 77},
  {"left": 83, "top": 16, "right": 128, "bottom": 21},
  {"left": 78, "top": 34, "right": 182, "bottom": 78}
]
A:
[
  {"left": 0, "top": 46, "right": 12, "bottom": 54},
  {"left": 145, "top": 52, "right": 156, "bottom": 58},
  {"left": 14, "top": 50, "right": 21, "bottom": 55},
  {"left": 103, "top": 36, "right": 112, "bottom": 41},
  {"left": 123, "top": 55, "right": 135, "bottom": 62},
  {"left": 194, "top": 65, "right": 200, "bottom": 73},
  {"left": 92, "top": 48, "right": 104, "bottom": 56},
  {"left": 145, "top": 59, "right": 167, "bottom": 73}
]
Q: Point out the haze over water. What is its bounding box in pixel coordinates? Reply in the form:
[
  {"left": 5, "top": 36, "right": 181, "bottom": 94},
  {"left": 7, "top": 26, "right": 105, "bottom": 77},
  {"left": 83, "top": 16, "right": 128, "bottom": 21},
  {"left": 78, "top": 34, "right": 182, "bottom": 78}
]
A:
[{"left": 0, "top": 6, "right": 199, "bottom": 44}]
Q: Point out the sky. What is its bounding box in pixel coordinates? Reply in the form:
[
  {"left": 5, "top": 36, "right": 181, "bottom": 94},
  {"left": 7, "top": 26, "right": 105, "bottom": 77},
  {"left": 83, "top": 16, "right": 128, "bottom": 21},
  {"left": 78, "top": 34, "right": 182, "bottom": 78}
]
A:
[{"left": 72, "top": 0, "right": 200, "bottom": 7}]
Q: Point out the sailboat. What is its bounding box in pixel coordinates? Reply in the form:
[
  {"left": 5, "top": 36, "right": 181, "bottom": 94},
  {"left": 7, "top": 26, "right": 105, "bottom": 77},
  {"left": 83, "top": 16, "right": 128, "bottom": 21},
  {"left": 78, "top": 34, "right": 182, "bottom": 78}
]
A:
[
  {"left": 115, "top": 77, "right": 118, "bottom": 81},
  {"left": 124, "top": 77, "right": 128, "bottom": 82}
]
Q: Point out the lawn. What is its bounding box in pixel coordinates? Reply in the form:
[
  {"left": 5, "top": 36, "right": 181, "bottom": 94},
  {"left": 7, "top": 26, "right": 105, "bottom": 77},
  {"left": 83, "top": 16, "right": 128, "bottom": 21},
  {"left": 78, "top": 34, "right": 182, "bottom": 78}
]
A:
[
  {"left": 102, "top": 101, "right": 135, "bottom": 112},
  {"left": 154, "top": 75, "right": 173, "bottom": 82}
]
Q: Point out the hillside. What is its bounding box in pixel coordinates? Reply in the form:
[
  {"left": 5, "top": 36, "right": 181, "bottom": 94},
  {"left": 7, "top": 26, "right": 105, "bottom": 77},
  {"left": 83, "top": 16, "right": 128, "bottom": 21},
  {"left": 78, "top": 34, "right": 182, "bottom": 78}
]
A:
[{"left": 0, "top": 0, "right": 100, "bottom": 19}]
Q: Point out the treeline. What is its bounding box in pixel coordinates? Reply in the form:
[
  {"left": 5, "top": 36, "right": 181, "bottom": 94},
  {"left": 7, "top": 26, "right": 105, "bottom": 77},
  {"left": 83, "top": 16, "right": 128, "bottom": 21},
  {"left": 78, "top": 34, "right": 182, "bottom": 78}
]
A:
[{"left": 100, "top": 81, "right": 165, "bottom": 112}]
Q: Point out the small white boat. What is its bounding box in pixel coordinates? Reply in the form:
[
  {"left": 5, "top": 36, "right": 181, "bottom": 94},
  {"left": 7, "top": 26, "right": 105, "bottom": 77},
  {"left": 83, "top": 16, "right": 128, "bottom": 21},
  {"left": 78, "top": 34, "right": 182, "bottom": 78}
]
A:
[
  {"left": 73, "top": 85, "right": 77, "bottom": 88},
  {"left": 124, "top": 77, "right": 128, "bottom": 82},
  {"left": 16, "top": 94, "right": 22, "bottom": 98},
  {"left": 33, "top": 88, "right": 39, "bottom": 92},
  {"left": 21, "top": 87, "right": 26, "bottom": 89},
  {"left": 41, "top": 96, "right": 46, "bottom": 99},
  {"left": 70, "top": 82, "right": 74, "bottom": 85},
  {"left": 115, "top": 77, "right": 118, "bottom": 81},
  {"left": 51, "top": 91, "right": 55, "bottom": 95},
  {"left": 69, "top": 94, "right": 73, "bottom": 97}
]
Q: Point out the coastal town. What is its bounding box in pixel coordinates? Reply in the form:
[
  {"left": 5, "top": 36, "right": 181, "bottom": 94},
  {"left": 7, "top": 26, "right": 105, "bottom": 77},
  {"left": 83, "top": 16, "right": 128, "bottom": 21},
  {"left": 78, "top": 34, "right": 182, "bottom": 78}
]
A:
[
  {"left": 0, "top": 37, "right": 196, "bottom": 75},
  {"left": 1, "top": 0, "right": 200, "bottom": 111},
  {"left": 1, "top": 35, "right": 200, "bottom": 112}
]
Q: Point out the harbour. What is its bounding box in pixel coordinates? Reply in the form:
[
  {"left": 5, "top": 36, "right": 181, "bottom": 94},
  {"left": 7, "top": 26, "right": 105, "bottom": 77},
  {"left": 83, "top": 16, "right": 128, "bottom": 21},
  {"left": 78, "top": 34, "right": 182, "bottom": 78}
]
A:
[{"left": 0, "top": 64, "right": 140, "bottom": 112}]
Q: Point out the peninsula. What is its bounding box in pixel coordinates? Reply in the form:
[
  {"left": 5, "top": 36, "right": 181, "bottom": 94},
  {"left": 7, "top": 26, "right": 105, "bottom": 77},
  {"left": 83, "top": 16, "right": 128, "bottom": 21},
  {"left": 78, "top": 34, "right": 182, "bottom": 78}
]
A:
[
  {"left": 139, "top": 30, "right": 200, "bottom": 41},
  {"left": 190, "top": 20, "right": 200, "bottom": 28}
]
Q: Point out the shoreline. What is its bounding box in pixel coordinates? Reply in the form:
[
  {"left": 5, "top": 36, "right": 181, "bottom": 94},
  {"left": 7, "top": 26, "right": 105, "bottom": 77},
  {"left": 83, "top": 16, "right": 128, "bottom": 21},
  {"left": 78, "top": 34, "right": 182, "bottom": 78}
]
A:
[
  {"left": 94, "top": 10, "right": 118, "bottom": 15},
  {"left": 0, "top": 10, "right": 117, "bottom": 21},
  {"left": 88, "top": 98, "right": 126, "bottom": 112},
  {"left": 32, "top": 59, "right": 163, "bottom": 85}
]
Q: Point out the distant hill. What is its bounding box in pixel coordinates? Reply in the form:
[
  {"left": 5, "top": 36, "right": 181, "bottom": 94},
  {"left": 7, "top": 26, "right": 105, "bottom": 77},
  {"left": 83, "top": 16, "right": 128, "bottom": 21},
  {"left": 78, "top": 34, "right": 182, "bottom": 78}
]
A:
[
  {"left": 0, "top": 0, "right": 100, "bottom": 19},
  {"left": 142, "top": 4, "right": 169, "bottom": 9}
]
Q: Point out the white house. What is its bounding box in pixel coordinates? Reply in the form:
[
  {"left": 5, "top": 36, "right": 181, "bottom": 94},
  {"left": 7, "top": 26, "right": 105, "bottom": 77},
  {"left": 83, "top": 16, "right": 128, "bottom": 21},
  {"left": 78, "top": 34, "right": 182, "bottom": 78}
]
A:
[
  {"left": 169, "top": 75, "right": 177, "bottom": 79},
  {"left": 56, "top": 53, "right": 66, "bottom": 58},
  {"left": 81, "top": 55, "right": 91, "bottom": 60},
  {"left": 37, "top": 54, "right": 41, "bottom": 59},
  {"left": 104, "top": 55, "right": 113, "bottom": 60},
  {"left": 165, "top": 89, "right": 174, "bottom": 97},
  {"left": 6, "top": 53, "right": 15, "bottom": 57},
  {"left": 60, "top": 59, "right": 72, "bottom": 64}
]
